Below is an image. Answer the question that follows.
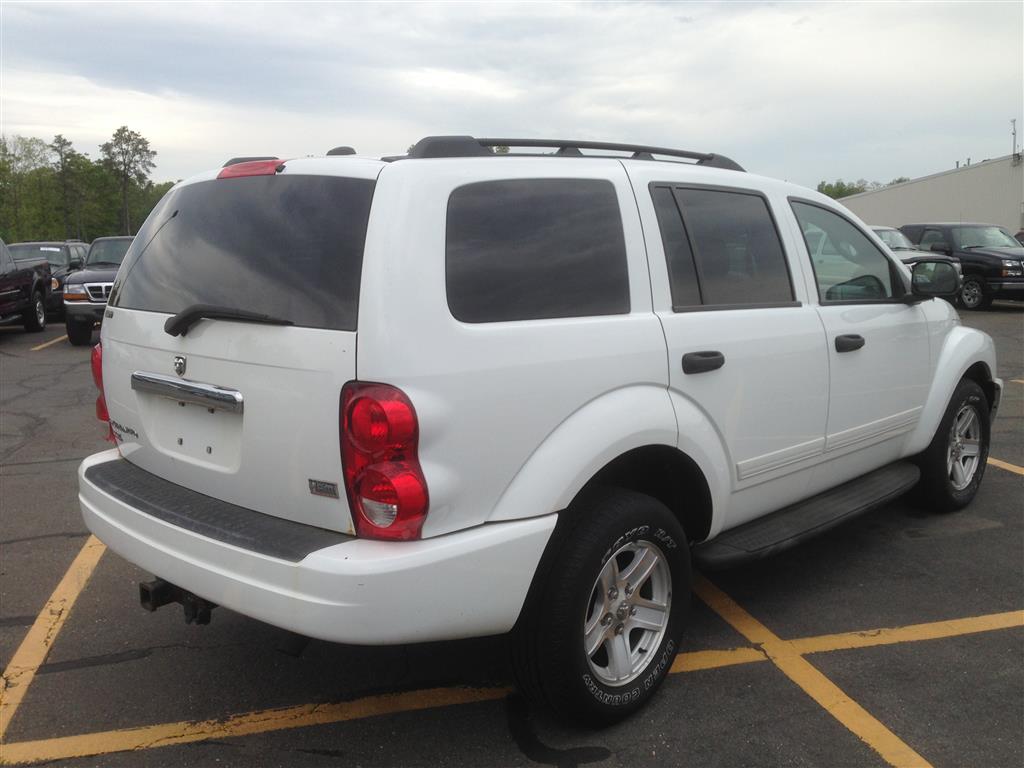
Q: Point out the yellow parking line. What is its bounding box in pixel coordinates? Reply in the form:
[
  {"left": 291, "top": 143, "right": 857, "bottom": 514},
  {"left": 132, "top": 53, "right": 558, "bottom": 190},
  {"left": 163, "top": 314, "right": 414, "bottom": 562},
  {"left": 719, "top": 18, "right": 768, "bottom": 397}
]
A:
[
  {"left": 0, "top": 686, "right": 511, "bottom": 765},
  {"left": 28, "top": 334, "right": 68, "bottom": 352},
  {"left": 0, "top": 536, "right": 105, "bottom": 741},
  {"left": 694, "top": 576, "right": 932, "bottom": 768},
  {"left": 987, "top": 457, "right": 1024, "bottom": 476},
  {"left": 788, "top": 610, "right": 1024, "bottom": 656},
  {"left": 5, "top": 606, "right": 1023, "bottom": 765}
]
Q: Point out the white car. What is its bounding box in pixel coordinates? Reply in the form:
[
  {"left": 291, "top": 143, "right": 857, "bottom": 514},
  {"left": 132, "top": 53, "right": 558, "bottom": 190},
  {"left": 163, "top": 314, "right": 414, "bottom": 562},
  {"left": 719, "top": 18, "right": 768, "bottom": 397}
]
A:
[{"left": 79, "top": 136, "right": 1000, "bottom": 725}]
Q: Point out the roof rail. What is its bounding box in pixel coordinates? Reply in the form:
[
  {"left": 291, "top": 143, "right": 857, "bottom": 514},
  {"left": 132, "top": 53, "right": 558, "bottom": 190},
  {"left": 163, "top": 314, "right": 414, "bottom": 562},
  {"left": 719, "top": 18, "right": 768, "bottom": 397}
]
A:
[
  {"left": 222, "top": 156, "right": 278, "bottom": 168},
  {"left": 479, "top": 138, "right": 744, "bottom": 171},
  {"left": 326, "top": 146, "right": 356, "bottom": 156},
  {"left": 401, "top": 136, "right": 743, "bottom": 171}
]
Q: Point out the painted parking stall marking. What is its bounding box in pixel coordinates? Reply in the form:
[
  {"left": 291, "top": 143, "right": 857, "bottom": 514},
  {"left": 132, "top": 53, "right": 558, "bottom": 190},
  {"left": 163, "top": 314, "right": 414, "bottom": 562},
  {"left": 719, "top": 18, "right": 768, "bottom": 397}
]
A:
[
  {"left": 27, "top": 334, "right": 68, "bottom": 352},
  {"left": 0, "top": 536, "right": 105, "bottom": 741},
  {"left": 1, "top": 537, "right": 1020, "bottom": 765}
]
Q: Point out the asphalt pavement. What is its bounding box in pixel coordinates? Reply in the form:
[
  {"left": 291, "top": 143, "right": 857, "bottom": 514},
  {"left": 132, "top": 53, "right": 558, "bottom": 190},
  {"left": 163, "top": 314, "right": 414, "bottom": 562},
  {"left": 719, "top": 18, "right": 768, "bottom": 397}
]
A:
[{"left": 1, "top": 305, "right": 1021, "bottom": 768}]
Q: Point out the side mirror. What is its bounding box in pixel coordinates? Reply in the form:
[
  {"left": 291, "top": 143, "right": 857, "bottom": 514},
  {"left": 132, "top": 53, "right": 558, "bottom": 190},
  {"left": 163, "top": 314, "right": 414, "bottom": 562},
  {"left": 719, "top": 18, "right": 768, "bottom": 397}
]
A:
[
  {"left": 68, "top": 258, "right": 82, "bottom": 269},
  {"left": 929, "top": 242, "right": 952, "bottom": 256},
  {"left": 910, "top": 260, "right": 960, "bottom": 299}
]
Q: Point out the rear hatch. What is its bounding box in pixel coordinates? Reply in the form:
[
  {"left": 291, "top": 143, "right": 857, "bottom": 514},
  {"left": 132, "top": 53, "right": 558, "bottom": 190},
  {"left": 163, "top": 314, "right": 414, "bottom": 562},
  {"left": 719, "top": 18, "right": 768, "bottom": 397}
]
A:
[{"left": 101, "top": 163, "right": 379, "bottom": 534}]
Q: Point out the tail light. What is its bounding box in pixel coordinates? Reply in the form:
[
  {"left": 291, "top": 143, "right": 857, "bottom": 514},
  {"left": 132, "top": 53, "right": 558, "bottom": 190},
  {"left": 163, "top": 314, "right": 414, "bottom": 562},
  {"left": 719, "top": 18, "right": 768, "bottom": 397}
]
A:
[
  {"left": 91, "top": 342, "right": 115, "bottom": 443},
  {"left": 341, "top": 382, "right": 428, "bottom": 540}
]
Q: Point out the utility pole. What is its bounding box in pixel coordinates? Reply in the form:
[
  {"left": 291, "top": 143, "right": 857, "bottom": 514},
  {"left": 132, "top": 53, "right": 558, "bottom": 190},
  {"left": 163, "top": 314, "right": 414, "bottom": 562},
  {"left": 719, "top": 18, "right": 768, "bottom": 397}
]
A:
[{"left": 1013, "top": 118, "right": 1018, "bottom": 155}]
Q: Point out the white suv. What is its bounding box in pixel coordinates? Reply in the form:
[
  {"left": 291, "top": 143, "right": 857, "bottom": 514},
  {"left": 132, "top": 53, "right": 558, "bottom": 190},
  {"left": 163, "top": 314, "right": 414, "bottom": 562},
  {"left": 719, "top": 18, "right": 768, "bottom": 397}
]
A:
[{"left": 79, "top": 136, "right": 1000, "bottom": 725}]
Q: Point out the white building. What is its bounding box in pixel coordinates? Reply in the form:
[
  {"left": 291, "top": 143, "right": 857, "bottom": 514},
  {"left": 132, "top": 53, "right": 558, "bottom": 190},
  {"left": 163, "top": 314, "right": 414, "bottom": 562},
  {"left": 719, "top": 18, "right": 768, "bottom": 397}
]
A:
[{"left": 839, "top": 154, "right": 1023, "bottom": 233}]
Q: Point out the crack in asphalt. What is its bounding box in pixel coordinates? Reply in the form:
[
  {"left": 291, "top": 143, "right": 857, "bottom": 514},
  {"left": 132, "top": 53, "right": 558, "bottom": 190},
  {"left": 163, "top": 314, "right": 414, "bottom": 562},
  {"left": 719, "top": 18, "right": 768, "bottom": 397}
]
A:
[
  {"left": 0, "top": 531, "right": 91, "bottom": 547},
  {"left": 37, "top": 640, "right": 254, "bottom": 675}
]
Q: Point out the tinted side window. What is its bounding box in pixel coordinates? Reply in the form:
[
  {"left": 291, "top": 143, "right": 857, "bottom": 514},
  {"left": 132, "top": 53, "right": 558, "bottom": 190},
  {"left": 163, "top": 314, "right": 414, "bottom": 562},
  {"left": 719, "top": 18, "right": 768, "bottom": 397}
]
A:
[
  {"left": 446, "top": 179, "right": 630, "bottom": 323},
  {"left": 791, "top": 201, "right": 898, "bottom": 302},
  {"left": 650, "top": 186, "right": 702, "bottom": 308},
  {"left": 673, "top": 188, "right": 793, "bottom": 306}
]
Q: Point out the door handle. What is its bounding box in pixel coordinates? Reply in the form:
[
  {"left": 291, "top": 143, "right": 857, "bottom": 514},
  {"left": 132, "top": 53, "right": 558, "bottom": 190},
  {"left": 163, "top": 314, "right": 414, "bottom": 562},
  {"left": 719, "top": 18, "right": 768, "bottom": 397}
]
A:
[
  {"left": 835, "top": 334, "right": 865, "bottom": 353},
  {"left": 682, "top": 351, "right": 725, "bottom": 374}
]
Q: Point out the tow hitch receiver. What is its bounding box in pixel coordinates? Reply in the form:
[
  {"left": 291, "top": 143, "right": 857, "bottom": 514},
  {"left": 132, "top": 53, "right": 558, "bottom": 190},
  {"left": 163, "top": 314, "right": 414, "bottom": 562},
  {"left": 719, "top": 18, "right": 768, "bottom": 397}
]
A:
[{"left": 139, "top": 578, "right": 217, "bottom": 625}]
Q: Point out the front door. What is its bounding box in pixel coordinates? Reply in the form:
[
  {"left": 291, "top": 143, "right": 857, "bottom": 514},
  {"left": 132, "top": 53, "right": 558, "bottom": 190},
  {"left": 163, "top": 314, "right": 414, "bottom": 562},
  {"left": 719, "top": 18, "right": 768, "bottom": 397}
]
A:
[{"left": 790, "top": 200, "right": 930, "bottom": 456}]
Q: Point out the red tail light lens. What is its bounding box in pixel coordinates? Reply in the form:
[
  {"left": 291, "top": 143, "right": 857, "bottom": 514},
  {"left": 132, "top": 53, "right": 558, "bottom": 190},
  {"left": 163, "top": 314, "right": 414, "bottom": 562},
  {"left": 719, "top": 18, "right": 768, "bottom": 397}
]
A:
[
  {"left": 91, "top": 342, "right": 115, "bottom": 442},
  {"left": 341, "top": 382, "right": 428, "bottom": 540}
]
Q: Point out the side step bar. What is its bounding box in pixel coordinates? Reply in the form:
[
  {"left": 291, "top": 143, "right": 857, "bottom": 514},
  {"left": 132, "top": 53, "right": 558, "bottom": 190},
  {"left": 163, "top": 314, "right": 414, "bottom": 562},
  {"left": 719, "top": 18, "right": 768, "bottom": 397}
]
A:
[{"left": 693, "top": 461, "right": 920, "bottom": 570}]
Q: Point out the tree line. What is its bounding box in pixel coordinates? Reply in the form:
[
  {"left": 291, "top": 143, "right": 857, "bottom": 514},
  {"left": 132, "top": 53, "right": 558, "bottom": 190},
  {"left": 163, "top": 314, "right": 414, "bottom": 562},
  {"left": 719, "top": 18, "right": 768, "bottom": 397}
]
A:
[
  {"left": 816, "top": 176, "right": 911, "bottom": 199},
  {"left": 0, "top": 126, "right": 173, "bottom": 244}
]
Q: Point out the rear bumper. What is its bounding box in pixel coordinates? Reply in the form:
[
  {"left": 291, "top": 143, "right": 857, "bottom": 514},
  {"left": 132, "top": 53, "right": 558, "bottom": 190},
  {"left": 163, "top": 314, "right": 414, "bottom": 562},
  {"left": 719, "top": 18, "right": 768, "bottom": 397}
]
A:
[{"left": 79, "top": 450, "right": 555, "bottom": 644}]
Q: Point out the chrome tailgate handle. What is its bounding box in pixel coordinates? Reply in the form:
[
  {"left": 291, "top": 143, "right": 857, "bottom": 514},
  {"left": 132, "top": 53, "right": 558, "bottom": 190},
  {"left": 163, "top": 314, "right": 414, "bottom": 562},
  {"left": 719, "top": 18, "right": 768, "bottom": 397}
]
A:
[{"left": 131, "top": 371, "right": 244, "bottom": 414}]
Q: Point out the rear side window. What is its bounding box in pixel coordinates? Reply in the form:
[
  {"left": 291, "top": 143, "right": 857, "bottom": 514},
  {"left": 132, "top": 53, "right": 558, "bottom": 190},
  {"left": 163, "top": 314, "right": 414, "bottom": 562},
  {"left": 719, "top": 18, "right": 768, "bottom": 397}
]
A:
[
  {"left": 650, "top": 185, "right": 794, "bottom": 308},
  {"left": 112, "top": 175, "right": 375, "bottom": 331},
  {"left": 446, "top": 179, "right": 630, "bottom": 323}
]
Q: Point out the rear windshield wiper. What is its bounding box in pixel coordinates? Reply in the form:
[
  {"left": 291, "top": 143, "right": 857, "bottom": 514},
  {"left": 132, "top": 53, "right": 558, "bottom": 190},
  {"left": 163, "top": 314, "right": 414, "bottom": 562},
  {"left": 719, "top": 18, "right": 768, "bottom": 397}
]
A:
[{"left": 164, "top": 304, "right": 295, "bottom": 337}]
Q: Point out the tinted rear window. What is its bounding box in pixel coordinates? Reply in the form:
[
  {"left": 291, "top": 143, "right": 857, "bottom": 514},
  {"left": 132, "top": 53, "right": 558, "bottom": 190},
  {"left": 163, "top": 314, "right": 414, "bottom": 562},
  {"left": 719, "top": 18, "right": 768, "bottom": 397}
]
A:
[
  {"left": 10, "top": 244, "right": 67, "bottom": 266},
  {"left": 112, "top": 175, "right": 375, "bottom": 331},
  {"left": 446, "top": 178, "right": 630, "bottom": 323}
]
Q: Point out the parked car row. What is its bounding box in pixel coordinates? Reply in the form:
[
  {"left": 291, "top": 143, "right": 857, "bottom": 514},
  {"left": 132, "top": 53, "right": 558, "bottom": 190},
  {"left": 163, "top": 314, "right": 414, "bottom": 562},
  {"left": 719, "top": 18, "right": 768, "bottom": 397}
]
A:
[
  {"left": 1, "top": 235, "right": 134, "bottom": 341},
  {"left": 870, "top": 222, "right": 1024, "bottom": 310}
]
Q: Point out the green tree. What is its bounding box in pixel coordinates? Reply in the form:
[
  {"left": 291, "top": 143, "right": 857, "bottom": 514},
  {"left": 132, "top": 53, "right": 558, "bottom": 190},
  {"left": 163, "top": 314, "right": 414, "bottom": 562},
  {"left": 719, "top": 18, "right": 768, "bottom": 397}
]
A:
[
  {"left": 101, "top": 126, "right": 156, "bottom": 234},
  {"left": 888, "top": 176, "right": 910, "bottom": 186},
  {"left": 50, "top": 134, "right": 77, "bottom": 238},
  {"left": 816, "top": 179, "right": 867, "bottom": 199}
]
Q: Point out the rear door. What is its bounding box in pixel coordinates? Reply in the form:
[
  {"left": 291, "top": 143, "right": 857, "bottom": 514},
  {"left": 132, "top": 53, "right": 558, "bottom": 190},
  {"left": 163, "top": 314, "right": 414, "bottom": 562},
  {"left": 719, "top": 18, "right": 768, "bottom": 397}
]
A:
[
  {"left": 629, "top": 170, "right": 829, "bottom": 529},
  {"left": 102, "top": 162, "right": 380, "bottom": 533}
]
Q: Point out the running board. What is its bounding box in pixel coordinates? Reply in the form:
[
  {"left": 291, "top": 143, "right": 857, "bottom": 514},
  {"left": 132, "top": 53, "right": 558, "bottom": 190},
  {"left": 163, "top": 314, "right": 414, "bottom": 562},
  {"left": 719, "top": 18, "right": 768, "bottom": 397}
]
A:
[{"left": 693, "top": 461, "right": 920, "bottom": 570}]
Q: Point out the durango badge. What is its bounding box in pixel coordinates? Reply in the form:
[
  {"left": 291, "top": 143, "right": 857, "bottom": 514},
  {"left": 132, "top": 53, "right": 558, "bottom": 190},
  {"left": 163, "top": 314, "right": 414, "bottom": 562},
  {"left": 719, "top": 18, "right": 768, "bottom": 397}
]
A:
[
  {"left": 173, "top": 356, "right": 186, "bottom": 376},
  {"left": 308, "top": 479, "right": 340, "bottom": 499}
]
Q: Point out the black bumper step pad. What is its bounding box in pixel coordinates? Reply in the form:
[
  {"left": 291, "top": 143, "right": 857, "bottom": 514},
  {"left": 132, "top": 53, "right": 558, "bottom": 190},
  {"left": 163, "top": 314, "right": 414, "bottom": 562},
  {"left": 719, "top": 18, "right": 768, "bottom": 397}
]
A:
[{"left": 85, "top": 459, "right": 354, "bottom": 562}]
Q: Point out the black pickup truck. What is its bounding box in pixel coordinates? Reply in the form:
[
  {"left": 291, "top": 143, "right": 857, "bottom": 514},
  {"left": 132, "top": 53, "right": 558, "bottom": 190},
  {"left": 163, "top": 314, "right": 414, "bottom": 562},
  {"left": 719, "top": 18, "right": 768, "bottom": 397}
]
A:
[
  {"left": 900, "top": 222, "right": 1024, "bottom": 310},
  {"left": 0, "top": 237, "right": 52, "bottom": 332}
]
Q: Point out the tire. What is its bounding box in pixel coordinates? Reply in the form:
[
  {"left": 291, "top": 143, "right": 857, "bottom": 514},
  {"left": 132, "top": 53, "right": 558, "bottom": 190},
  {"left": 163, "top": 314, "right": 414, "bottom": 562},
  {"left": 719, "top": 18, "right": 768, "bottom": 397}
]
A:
[
  {"left": 511, "top": 488, "right": 690, "bottom": 726},
  {"left": 915, "top": 378, "right": 990, "bottom": 512},
  {"left": 66, "top": 319, "right": 93, "bottom": 346},
  {"left": 958, "top": 277, "right": 991, "bottom": 310},
  {"left": 22, "top": 291, "right": 46, "bottom": 332}
]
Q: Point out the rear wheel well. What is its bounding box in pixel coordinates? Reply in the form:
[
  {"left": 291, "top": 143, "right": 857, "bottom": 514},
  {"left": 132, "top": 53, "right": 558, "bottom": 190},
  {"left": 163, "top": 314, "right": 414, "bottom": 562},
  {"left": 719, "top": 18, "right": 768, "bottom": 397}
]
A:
[
  {"left": 963, "top": 361, "right": 996, "bottom": 410},
  {"left": 571, "top": 445, "right": 713, "bottom": 543}
]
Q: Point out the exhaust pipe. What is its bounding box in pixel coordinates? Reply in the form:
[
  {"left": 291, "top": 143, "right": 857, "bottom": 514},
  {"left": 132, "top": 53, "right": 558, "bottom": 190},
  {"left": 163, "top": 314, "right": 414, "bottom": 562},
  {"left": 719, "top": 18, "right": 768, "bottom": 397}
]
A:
[{"left": 139, "top": 578, "right": 217, "bottom": 625}]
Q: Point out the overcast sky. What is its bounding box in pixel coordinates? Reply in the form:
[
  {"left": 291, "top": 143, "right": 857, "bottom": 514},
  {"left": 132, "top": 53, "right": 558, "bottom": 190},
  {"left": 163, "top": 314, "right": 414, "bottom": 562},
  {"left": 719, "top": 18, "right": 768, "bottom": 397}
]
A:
[{"left": 1, "top": 1, "right": 1021, "bottom": 188}]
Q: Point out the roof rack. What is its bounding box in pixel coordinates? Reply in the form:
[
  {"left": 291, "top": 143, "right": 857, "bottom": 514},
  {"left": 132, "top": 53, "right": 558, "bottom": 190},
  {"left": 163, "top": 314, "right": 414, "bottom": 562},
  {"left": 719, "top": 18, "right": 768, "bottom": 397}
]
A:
[
  {"left": 222, "top": 156, "right": 278, "bottom": 168},
  {"left": 403, "top": 135, "right": 743, "bottom": 171}
]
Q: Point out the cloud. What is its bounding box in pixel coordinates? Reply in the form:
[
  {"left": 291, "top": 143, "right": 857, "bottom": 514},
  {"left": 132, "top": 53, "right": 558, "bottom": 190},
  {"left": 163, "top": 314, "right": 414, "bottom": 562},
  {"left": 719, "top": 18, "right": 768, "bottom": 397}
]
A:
[{"left": 1, "top": 1, "right": 1020, "bottom": 187}]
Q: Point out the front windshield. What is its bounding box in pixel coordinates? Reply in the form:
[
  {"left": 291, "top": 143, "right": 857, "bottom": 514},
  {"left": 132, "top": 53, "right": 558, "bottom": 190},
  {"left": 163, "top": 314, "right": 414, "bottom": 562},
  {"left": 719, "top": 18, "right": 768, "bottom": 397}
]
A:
[
  {"left": 951, "top": 226, "right": 1020, "bottom": 249},
  {"left": 874, "top": 229, "right": 916, "bottom": 250},
  {"left": 9, "top": 244, "right": 67, "bottom": 266},
  {"left": 86, "top": 238, "right": 133, "bottom": 267}
]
